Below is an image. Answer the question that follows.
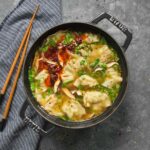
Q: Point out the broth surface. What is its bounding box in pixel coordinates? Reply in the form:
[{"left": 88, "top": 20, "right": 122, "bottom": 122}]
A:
[{"left": 28, "top": 30, "right": 122, "bottom": 121}]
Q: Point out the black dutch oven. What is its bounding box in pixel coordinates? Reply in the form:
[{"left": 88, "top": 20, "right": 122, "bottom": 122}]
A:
[{"left": 20, "top": 12, "right": 132, "bottom": 135}]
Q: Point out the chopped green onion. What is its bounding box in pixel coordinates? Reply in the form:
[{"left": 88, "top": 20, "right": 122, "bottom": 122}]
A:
[
  {"left": 42, "top": 88, "right": 53, "bottom": 98},
  {"left": 94, "top": 84, "right": 120, "bottom": 102},
  {"left": 39, "top": 45, "right": 49, "bottom": 52},
  {"left": 47, "top": 38, "right": 56, "bottom": 47},
  {"left": 75, "top": 47, "right": 80, "bottom": 54},
  {"left": 77, "top": 70, "right": 86, "bottom": 76},
  {"left": 47, "top": 88, "right": 53, "bottom": 94},
  {"left": 99, "top": 37, "right": 107, "bottom": 45},
  {"left": 62, "top": 80, "right": 73, "bottom": 87},
  {"left": 90, "top": 58, "right": 100, "bottom": 68},
  {"left": 99, "top": 62, "right": 107, "bottom": 71},
  {"left": 28, "top": 68, "right": 36, "bottom": 82},
  {"left": 59, "top": 115, "right": 70, "bottom": 121},
  {"left": 77, "top": 84, "right": 84, "bottom": 90},
  {"left": 75, "top": 42, "right": 91, "bottom": 55},
  {"left": 39, "top": 37, "right": 56, "bottom": 52},
  {"left": 30, "top": 82, "right": 35, "bottom": 91},
  {"left": 63, "top": 32, "right": 74, "bottom": 45},
  {"left": 80, "top": 59, "right": 87, "bottom": 65}
]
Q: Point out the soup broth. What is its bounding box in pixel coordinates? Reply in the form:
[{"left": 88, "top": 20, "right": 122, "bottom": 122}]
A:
[{"left": 28, "top": 30, "right": 122, "bottom": 121}]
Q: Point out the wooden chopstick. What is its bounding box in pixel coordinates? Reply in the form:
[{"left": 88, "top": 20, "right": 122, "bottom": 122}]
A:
[
  {"left": 0, "top": 26, "right": 32, "bottom": 131},
  {"left": 0, "top": 4, "right": 40, "bottom": 97},
  {"left": 3, "top": 26, "right": 31, "bottom": 117}
]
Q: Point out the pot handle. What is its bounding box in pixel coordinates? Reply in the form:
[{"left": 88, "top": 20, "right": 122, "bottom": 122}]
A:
[
  {"left": 20, "top": 100, "right": 57, "bottom": 136},
  {"left": 91, "top": 12, "right": 132, "bottom": 51}
]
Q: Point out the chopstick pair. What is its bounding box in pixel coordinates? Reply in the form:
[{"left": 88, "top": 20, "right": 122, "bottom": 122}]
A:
[{"left": 0, "top": 5, "right": 40, "bottom": 131}]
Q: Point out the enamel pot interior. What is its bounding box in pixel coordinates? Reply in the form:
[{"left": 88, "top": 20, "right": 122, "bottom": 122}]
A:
[{"left": 23, "top": 22, "right": 128, "bottom": 129}]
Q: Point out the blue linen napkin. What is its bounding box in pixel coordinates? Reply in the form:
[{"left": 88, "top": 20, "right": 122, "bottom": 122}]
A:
[{"left": 0, "top": 0, "right": 62, "bottom": 149}]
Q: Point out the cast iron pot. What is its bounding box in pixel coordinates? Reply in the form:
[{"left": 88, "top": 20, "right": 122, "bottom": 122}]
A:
[{"left": 20, "top": 12, "right": 132, "bottom": 135}]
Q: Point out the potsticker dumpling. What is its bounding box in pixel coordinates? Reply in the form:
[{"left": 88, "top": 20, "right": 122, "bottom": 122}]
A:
[
  {"left": 83, "top": 91, "right": 110, "bottom": 107},
  {"left": 43, "top": 94, "right": 64, "bottom": 117},
  {"left": 61, "top": 56, "right": 85, "bottom": 83},
  {"left": 34, "top": 70, "right": 49, "bottom": 92},
  {"left": 102, "top": 68, "right": 122, "bottom": 88},
  {"left": 62, "top": 99, "right": 86, "bottom": 119},
  {"left": 92, "top": 99, "right": 111, "bottom": 112},
  {"left": 74, "top": 75, "right": 98, "bottom": 87},
  {"left": 90, "top": 45, "right": 114, "bottom": 63}
]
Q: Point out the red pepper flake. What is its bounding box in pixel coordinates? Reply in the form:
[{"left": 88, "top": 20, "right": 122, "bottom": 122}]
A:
[
  {"left": 75, "top": 36, "right": 82, "bottom": 45},
  {"left": 81, "top": 34, "right": 87, "bottom": 40},
  {"left": 38, "top": 60, "right": 49, "bottom": 72},
  {"left": 44, "top": 48, "right": 51, "bottom": 58},
  {"left": 44, "top": 47, "right": 59, "bottom": 63},
  {"left": 50, "top": 74, "right": 58, "bottom": 85},
  {"left": 59, "top": 48, "right": 70, "bottom": 64},
  {"left": 66, "top": 44, "right": 75, "bottom": 51},
  {"left": 48, "top": 64, "right": 62, "bottom": 74},
  {"left": 44, "top": 47, "right": 55, "bottom": 59},
  {"left": 45, "top": 75, "right": 51, "bottom": 87}
]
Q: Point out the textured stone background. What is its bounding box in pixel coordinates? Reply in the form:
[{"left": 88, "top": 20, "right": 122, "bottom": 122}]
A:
[{"left": 0, "top": 0, "right": 150, "bottom": 150}]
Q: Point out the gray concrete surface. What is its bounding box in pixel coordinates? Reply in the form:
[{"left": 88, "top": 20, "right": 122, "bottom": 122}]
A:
[{"left": 0, "top": 0, "right": 150, "bottom": 150}]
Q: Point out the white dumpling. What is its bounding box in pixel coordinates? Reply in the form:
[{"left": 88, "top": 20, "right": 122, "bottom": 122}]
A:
[
  {"left": 76, "top": 43, "right": 92, "bottom": 57},
  {"left": 80, "top": 49, "right": 91, "bottom": 57},
  {"left": 83, "top": 91, "right": 110, "bottom": 107},
  {"left": 73, "top": 75, "right": 98, "bottom": 87},
  {"left": 92, "top": 99, "right": 111, "bottom": 112},
  {"left": 44, "top": 94, "right": 57, "bottom": 110},
  {"left": 66, "top": 56, "right": 84, "bottom": 72},
  {"left": 61, "top": 70, "right": 74, "bottom": 83},
  {"left": 90, "top": 45, "right": 113, "bottom": 63},
  {"left": 34, "top": 70, "right": 49, "bottom": 93},
  {"left": 44, "top": 94, "right": 64, "bottom": 117},
  {"left": 61, "top": 56, "right": 85, "bottom": 83},
  {"left": 62, "top": 100, "right": 86, "bottom": 119},
  {"left": 102, "top": 68, "right": 122, "bottom": 88}
]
